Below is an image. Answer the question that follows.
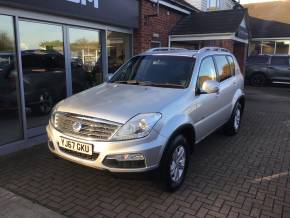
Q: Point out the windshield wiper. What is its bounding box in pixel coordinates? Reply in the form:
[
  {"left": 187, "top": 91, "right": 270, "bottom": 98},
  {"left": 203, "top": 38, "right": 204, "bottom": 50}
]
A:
[
  {"left": 112, "top": 80, "right": 185, "bottom": 88},
  {"left": 112, "top": 80, "right": 146, "bottom": 85},
  {"left": 141, "top": 82, "right": 185, "bottom": 88}
]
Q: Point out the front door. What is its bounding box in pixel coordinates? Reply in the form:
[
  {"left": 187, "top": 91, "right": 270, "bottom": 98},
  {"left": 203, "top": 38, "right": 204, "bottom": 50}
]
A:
[
  {"left": 193, "top": 56, "right": 220, "bottom": 141},
  {"left": 268, "top": 56, "right": 290, "bottom": 82}
]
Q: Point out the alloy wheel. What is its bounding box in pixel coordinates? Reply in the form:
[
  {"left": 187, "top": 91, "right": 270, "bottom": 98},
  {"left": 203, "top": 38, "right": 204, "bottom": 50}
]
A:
[
  {"left": 39, "top": 92, "right": 53, "bottom": 114},
  {"left": 234, "top": 108, "right": 241, "bottom": 131},
  {"left": 170, "top": 145, "right": 186, "bottom": 183}
]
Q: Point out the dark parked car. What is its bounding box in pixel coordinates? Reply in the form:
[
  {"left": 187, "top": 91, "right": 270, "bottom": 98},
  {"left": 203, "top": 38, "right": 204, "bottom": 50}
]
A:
[
  {"left": 246, "top": 55, "right": 290, "bottom": 86},
  {"left": 0, "top": 50, "right": 89, "bottom": 115}
]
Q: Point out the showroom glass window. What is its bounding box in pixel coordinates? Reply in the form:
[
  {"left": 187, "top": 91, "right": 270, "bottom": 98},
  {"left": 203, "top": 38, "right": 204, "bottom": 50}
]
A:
[
  {"left": 207, "top": 0, "right": 220, "bottom": 10},
  {"left": 0, "top": 15, "right": 23, "bottom": 145},
  {"left": 107, "top": 31, "right": 131, "bottom": 75},
  {"left": 19, "top": 20, "right": 66, "bottom": 129},
  {"left": 69, "top": 28, "right": 102, "bottom": 94}
]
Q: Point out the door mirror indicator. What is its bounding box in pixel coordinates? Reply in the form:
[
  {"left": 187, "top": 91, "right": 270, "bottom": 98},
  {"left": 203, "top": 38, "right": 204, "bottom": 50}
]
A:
[{"left": 201, "top": 80, "right": 219, "bottom": 94}]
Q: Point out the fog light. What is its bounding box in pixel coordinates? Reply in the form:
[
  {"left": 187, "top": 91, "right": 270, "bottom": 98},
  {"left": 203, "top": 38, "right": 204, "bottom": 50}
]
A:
[
  {"left": 106, "top": 154, "right": 145, "bottom": 161},
  {"left": 48, "top": 140, "right": 55, "bottom": 150},
  {"left": 103, "top": 154, "right": 146, "bottom": 169}
]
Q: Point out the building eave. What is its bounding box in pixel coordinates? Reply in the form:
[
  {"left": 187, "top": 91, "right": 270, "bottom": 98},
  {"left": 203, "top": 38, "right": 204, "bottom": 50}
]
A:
[
  {"left": 150, "top": 0, "right": 191, "bottom": 14},
  {"left": 169, "top": 33, "right": 249, "bottom": 44}
]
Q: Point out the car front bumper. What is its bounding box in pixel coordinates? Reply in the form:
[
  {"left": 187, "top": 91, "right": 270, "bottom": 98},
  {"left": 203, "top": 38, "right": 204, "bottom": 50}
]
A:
[{"left": 46, "top": 124, "right": 167, "bottom": 173}]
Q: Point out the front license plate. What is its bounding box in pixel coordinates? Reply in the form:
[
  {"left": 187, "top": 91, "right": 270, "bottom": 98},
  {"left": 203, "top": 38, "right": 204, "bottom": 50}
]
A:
[{"left": 59, "top": 138, "right": 93, "bottom": 155}]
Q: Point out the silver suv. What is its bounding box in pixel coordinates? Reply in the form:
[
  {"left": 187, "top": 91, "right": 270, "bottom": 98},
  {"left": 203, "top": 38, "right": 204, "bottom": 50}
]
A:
[{"left": 47, "top": 47, "right": 245, "bottom": 191}]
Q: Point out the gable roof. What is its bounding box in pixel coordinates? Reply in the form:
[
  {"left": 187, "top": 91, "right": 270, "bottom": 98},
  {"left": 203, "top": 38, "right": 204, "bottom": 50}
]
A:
[
  {"left": 170, "top": 9, "right": 247, "bottom": 35},
  {"left": 250, "top": 17, "right": 290, "bottom": 39}
]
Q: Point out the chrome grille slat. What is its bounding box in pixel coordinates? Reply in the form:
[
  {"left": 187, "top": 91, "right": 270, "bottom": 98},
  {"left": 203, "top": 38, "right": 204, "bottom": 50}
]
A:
[{"left": 54, "top": 112, "right": 120, "bottom": 141}]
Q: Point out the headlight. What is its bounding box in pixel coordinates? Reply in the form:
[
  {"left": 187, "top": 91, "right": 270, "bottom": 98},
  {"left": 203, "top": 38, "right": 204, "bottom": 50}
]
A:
[
  {"left": 49, "top": 106, "right": 58, "bottom": 127},
  {"left": 111, "top": 113, "right": 162, "bottom": 141}
]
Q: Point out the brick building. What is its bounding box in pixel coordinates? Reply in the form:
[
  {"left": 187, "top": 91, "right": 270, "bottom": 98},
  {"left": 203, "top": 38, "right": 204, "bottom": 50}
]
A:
[{"left": 134, "top": 0, "right": 197, "bottom": 54}]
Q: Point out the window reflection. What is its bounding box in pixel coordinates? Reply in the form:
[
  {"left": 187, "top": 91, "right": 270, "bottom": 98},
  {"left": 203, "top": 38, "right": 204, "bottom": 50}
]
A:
[
  {"left": 250, "top": 40, "right": 290, "bottom": 55},
  {"left": 69, "top": 28, "right": 102, "bottom": 94},
  {"left": 262, "top": 41, "right": 275, "bottom": 55},
  {"left": 0, "top": 15, "right": 23, "bottom": 145},
  {"left": 276, "top": 40, "right": 290, "bottom": 55},
  {"left": 249, "top": 41, "right": 261, "bottom": 55},
  {"left": 107, "top": 31, "right": 130, "bottom": 75},
  {"left": 19, "top": 20, "right": 66, "bottom": 128},
  {"left": 214, "top": 56, "right": 232, "bottom": 82}
]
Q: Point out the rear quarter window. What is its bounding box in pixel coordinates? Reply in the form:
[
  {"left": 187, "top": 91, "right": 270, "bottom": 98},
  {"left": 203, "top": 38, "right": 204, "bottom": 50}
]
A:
[{"left": 270, "top": 56, "right": 289, "bottom": 65}]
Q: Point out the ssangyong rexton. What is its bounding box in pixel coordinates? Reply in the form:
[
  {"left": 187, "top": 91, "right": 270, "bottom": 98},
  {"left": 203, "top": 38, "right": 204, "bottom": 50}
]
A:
[{"left": 47, "top": 47, "right": 245, "bottom": 191}]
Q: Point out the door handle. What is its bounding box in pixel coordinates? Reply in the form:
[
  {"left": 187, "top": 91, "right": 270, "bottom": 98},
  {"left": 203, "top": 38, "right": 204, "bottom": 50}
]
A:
[
  {"left": 215, "top": 89, "right": 220, "bottom": 97},
  {"left": 267, "top": 66, "right": 274, "bottom": 69}
]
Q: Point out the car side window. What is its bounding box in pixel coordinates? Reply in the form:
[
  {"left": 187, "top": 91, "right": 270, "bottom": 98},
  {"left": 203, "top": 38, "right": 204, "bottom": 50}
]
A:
[
  {"left": 197, "top": 56, "right": 217, "bottom": 89},
  {"left": 248, "top": 56, "right": 269, "bottom": 64},
  {"left": 226, "top": 56, "right": 235, "bottom": 76},
  {"left": 271, "top": 56, "right": 289, "bottom": 65},
  {"left": 214, "top": 55, "right": 232, "bottom": 82}
]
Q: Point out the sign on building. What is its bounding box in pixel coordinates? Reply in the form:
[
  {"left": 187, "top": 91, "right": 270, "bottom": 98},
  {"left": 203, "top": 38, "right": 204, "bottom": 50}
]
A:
[{"left": 66, "top": 0, "right": 99, "bottom": 8}]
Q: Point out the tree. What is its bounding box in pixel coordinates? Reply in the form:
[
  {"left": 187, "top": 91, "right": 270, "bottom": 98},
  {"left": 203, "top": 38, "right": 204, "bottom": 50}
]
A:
[{"left": 0, "top": 32, "right": 14, "bottom": 51}]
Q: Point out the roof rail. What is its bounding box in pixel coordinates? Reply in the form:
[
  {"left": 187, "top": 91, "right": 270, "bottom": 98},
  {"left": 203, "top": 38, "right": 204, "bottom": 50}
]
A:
[
  {"left": 198, "top": 47, "right": 230, "bottom": 53},
  {"left": 145, "top": 47, "right": 188, "bottom": 53}
]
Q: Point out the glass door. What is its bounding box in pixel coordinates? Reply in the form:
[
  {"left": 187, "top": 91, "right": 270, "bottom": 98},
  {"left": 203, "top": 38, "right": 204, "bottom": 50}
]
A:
[
  {"left": 18, "top": 20, "right": 66, "bottom": 129},
  {"left": 68, "top": 27, "right": 102, "bottom": 94},
  {"left": 0, "top": 15, "right": 23, "bottom": 145},
  {"left": 107, "top": 31, "right": 131, "bottom": 76}
]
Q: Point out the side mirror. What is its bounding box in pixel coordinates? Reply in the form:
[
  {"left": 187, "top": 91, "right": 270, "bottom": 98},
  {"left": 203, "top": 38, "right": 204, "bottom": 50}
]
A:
[
  {"left": 107, "top": 73, "right": 114, "bottom": 81},
  {"left": 201, "top": 80, "right": 219, "bottom": 94}
]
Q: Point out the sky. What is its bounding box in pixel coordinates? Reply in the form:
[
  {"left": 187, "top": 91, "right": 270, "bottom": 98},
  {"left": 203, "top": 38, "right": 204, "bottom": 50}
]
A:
[{"left": 240, "top": 0, "right": 284, "bottom": 4}]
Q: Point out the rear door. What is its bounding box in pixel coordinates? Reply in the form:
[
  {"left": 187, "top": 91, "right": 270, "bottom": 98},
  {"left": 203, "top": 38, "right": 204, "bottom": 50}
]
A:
[
  {"left": 268, "top": 56, "right": 290, "bottom": 82},
  {"left": 213, "top": 55, "right": 236, "bottom": 123}
]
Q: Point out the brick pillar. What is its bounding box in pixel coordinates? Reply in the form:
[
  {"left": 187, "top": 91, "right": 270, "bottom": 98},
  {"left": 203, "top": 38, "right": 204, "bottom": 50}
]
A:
[
  {"left": 133, "top": 0, "right": 184, "bottom": 55},
  {"left": 233, "top": 42, "right": 247, "bottom": 74}
]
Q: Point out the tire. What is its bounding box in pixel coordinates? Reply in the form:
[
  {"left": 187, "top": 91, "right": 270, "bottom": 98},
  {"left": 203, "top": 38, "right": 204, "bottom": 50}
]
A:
[
  {"left": 31, "top": 91, "right": 54, "bottom": 115},
  {"left": 159, "top": 135, "right": 189, "bottom": 192},
  {"left": 250, "top": 73, "right": 266, "bottom": 87},
  {"left": 224, "top": 102, "right": 242, "bottom": 136}
]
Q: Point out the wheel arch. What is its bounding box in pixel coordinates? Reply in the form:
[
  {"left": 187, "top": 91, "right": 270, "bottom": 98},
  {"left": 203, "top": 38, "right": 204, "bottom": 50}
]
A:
[
  {"left": 163, "top": 124, "right": 196, "bottom": 156},
  {"left": 231, "top": 88, "right": 244, "bottom": 108},
  {"left": 238, "top": 95, "right": 246, "bottom": 114}
]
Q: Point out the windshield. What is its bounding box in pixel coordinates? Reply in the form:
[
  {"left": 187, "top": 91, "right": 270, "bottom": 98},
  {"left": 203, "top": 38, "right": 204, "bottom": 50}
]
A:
[{"left": 110, "top": 55, "right": 195, "bottom": 88}]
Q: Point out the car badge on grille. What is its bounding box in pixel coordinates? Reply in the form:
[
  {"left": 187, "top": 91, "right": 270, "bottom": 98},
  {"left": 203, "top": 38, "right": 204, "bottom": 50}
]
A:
[{"left": 72, "top": 122, "right": 82, "bottom": 133}]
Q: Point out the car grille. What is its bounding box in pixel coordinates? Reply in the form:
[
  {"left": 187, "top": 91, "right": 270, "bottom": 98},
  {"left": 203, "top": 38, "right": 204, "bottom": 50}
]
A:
[{"left": 54, "top": 112, "right": 121, "bottom": 141}]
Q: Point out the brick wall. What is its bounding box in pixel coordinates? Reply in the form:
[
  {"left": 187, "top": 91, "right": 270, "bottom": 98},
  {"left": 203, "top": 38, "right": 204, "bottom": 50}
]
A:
[
  {"left": 202, "top": 40, "right": 234, "bottom": 52},
  {"left": 233, "top": 42, "right": 247, "bottom": 74},
  {"left": 133, "top": 0, "right": 186, "bottom": 54}
]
